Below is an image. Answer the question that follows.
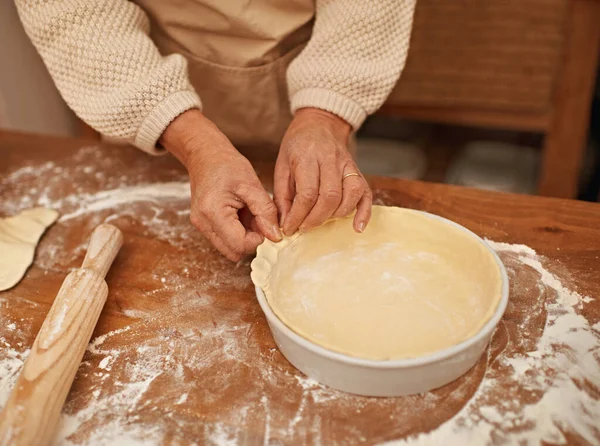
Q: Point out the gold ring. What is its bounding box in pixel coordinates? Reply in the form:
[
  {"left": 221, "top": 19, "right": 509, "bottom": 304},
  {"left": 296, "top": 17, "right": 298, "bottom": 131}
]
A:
[{"left": 342, "top": 172, "right": 360, "bottom": 181}]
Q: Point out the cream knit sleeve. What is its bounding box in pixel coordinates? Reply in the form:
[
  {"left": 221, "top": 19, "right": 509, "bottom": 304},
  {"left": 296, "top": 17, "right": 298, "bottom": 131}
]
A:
[
  {"left": 287, "top": 0, "right": 416, "bottom": 130},
  {"left": 15, "top": 0, "right": 202, "bottom": 154}
]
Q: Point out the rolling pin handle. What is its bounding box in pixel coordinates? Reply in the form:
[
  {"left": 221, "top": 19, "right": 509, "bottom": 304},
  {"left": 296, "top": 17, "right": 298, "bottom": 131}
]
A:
[
  {"left": 81, "top": 224, "right": 123, "bottom": 279},
  {"left": 0, "top": 223, "right": 123, "bottom": 446}
]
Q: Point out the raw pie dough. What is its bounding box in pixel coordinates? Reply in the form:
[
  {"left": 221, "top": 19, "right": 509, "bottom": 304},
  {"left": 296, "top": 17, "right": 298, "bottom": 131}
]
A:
[
  {"left": 251, "top": 206, "right": 502, "bottom": 360},
  {"left": 0, "top": 207, "right": 59, "bottom": 291}
]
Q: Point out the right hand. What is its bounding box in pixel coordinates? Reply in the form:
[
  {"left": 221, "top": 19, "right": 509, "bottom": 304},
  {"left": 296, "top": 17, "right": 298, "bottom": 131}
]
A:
[{"left": 161, "top": 110, "right": 281, "bottom": 261}]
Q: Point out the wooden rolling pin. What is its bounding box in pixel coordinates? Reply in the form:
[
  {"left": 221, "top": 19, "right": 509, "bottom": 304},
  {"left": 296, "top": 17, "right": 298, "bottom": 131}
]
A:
[{"left": 0, "top": 224, "right": 123, "bottom": 446}]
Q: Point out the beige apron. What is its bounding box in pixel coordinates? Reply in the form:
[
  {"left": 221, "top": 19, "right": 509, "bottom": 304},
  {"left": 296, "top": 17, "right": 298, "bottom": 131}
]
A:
[{"left": 134, "top": 0, "right": 315, "bottom": 153}]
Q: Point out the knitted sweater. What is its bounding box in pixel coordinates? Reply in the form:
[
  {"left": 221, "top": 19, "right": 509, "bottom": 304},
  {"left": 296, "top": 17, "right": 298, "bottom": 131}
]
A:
[{"left": 15, "top": 0, "right": 415, "bottom": 154}]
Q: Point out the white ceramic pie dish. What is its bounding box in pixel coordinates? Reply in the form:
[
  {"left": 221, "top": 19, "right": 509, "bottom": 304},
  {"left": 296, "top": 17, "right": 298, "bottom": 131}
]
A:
[{"left": 253, "top": 211, "right": 509, "bottom": 397}]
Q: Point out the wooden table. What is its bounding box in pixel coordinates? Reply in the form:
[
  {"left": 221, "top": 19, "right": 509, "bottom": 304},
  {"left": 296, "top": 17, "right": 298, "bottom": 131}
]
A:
[{"left": 1, "top": 132, "right": 599, "bottom": 445}]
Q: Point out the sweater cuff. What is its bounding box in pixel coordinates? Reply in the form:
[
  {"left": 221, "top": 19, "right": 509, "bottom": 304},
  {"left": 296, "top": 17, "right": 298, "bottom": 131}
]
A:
[
  {"left": 290, "top": 88, "right": 368, "bottom": 130},
  {"left": 134, "top": 90, "right": 202, "bottom": 155}
]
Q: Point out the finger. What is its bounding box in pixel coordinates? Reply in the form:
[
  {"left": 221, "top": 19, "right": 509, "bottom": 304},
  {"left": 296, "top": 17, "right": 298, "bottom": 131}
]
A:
[
  {"left": 214, "top": 209, "right": 265, "bottom": 259},
  {"left": 353, "top": 188, "right": 373, "bottom": 233},
  {"left": 282, "top": 162, "right": 320, "bottom": 235},
  {"left": 206, "top": 205, "right": 253, "bottom": 259},
  {"left": 240, "top": 225, "right": 264, "bottom": 253},
  {"left": 191, "top": 214, "right": 244, "bottom": 261},
  {"left": 209, "top": 227, "right": 262, "bottom": 261},
  {"left": 333, "top": 164, "right": 367, "bottom": 219},
  {"left": 238, "top": 207, "right": 261, "bottom": 234},
  {"left": 235, "top": 183, "right": 282, "bottom": 242},
  {"left": 207, "top": 230, "right": 244, "bottom": 262},
  {"left": 299, "top": 162, "right": 342, "bottom": 231},
  {"left": 273, "top": 161, "right": 294, "bottom": 227},
  {"left": 219, "top": 206, "right": 263, "bottom": 251},
  {"left": 332, "top": 176, "right": 364, "bottom": 219}
]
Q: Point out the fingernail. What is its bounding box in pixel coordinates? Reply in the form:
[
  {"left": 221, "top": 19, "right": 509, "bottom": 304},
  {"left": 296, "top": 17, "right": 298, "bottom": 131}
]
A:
[
  {"left": 357, "top": 222, "right": 365, "bottom": 233},
  {"left": 298, "top": 226, "right": 307, "bottom": 234},
  {"left": 272, "top": 225, "right": 282, "bottom": 241},
  {"left": 279, "top": 213, "right": 287, "bottom": 227}
]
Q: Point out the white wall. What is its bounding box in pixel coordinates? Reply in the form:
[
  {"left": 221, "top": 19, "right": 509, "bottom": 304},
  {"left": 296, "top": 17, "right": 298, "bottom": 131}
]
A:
[{"left": 0, "top": 1, "right": 76, "bottom": 136}]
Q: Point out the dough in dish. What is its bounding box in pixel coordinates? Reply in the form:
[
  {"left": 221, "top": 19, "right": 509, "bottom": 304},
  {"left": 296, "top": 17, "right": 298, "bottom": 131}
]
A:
[
  {"left": 0, "top": 207, "right": 59, "bottom": 291},
  {"left": 251, "top": 206, "right": 503, "bottom": 360}
]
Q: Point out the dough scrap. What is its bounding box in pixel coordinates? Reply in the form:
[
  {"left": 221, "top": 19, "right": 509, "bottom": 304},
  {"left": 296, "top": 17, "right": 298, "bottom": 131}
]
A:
[
  {"left": 0, "top": 207, "right": 59, "bottom": 291},
  {"left": 251, "top": 206, "right": 502, "bottom": 360}
]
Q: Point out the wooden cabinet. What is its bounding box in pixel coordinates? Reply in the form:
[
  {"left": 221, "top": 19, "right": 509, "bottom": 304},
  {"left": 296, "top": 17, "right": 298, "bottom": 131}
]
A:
[{"left": 382, "top": 0, "right": 600, "bottom": 198}]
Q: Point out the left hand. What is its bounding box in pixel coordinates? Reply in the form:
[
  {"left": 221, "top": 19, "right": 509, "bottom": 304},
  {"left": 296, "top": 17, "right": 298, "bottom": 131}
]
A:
[{"left": 274, "top": 108, "right": 372, "bottom": 235}]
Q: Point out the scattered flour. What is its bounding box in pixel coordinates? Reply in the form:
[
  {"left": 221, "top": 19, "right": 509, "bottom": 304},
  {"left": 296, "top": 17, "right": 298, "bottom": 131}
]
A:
[
  {"left": 98, "top": 356, "right": 112, "bottom": 371},
  {"left": 484, "top": 239, "right": 536, "bottom": 257},
  {"left": 0, "top": 342, "right": 30, "bottom": 408},
  {"left": 2, "top": 239, "right": 597, "bottom": 444},
  {"left": 2, "top": 146, "right": 189, "bottom": 224},
  {"left": 384, "top": 241, "right": 600, "bottom": 445},
  {"left": 87, "top": 326, "right": 133, "bottom": 356},
  {"left": 58, "top": 182, "right": 190, "bottom": 222},
  {"left": 1, "top": 151, "right": 598, "bottom": 444},
  {"left": 1, "top": 146, "right": 195, "bottom": 271},
  {"left": 2, "top": 237, "right": 599, "bottom": 445}
]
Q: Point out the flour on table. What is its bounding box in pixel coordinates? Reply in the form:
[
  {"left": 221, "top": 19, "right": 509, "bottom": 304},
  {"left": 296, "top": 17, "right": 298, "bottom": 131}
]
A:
[
  {"left": 1, "top": 240, "right": 597, "bottom": 445},
  {"left": 0, "top": 342, "right": 30, "bottom": 408},
  {"left": 98, "top": 356, "right": 112, "bottom": 371},
  {"left": 58, "top": 182, "right": 191, "bottom": 222},
  {"left": 1, "top": 148, "right": 598, "bottom": 444},
  {"left": 2, "top": 146, "right": 191, "bottom": 221},
  {"left": 384, "top": 241, "right": 600, "bottom": 445},
  {"left": 1, "top": 146, "right": 194, "bottom": 272}
]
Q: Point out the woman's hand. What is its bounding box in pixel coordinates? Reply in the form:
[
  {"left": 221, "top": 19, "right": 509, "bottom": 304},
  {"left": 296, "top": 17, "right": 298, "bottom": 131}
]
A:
[
  {"left": 161, "top": 110, "right": 281, "bottom": 261},
  {"left": 274, "top": 108, "right": 372, "bottom": 235}
]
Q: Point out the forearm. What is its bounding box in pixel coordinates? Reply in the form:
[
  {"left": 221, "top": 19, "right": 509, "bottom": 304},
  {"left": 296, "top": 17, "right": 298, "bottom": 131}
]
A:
[
  {"left": 287, "top": 0, "right": 416, "bottom": 129},
  {"left": 160, "top": 109, "right": 240, "bottom": 168},
  {"left": 15, "top": 0, "right": 201, "bottom": 154}
]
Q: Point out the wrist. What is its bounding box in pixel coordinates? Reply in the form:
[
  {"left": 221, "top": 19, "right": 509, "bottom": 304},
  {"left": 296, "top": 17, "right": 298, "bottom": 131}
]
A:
[
  {"left": 160, "top": 109, "right": 217, "bottom": 167},
  {"left": 293, "top": 107, "right": 352, "bottom": 139}
]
